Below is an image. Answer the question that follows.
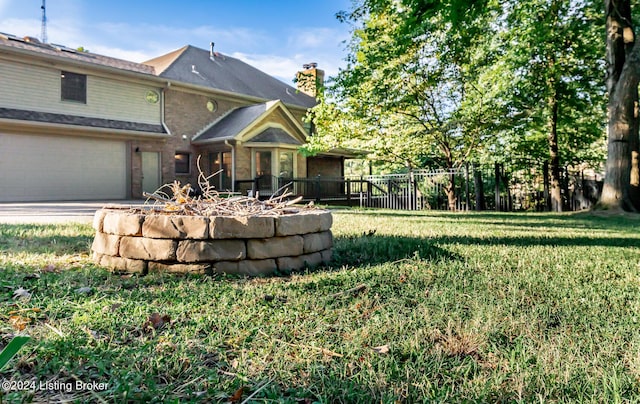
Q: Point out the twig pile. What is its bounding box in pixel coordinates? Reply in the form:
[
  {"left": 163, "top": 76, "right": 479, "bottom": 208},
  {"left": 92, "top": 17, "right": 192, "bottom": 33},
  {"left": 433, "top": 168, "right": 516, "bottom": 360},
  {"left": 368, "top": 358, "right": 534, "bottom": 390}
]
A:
[{"left": 141, "top": 156, "right": 312, "bottom": 217}]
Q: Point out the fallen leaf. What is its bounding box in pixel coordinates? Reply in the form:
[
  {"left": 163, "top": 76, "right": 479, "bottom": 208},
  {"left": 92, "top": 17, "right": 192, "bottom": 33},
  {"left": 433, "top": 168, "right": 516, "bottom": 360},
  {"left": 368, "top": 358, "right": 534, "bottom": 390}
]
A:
[
  {"left": 75, "top": 287, "right": 93, "bottom": 295},
  {"left": 8, "top": 308, "right": 41, "bottom": 315},
  {"left": 143, "top": 313, "right": 171, "bottom": 332},
  {"left": 23, "top": 273, "right": 40, "bottom": 281},
  {"left": 372, "top": 344, "right": 390, "bottom": 355},
  {"left": 41, "top": 264, "right": 58, "bottom": 273},
  {"left": 110, "top": 303, "right": 122, "bottom": 312},
  {"left": 13, "top": 288, "right": 31, "bottom": 300},
  {"left": 84, "top": 328, "right": 100, "bottom": 340},
  {"left": 9, "top": 315, "right": 31, "bottom": 331},
  {"left": 229, "top": 386, "right": 245, "bottom": 403}
]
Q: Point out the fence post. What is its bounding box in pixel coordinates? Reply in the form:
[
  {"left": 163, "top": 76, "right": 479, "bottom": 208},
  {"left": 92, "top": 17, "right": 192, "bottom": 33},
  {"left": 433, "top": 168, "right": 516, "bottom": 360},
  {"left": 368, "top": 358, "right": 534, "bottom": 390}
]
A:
[
  {"left": 346, "top": 178, "right": 351, "bottom": 206},
  {"left": 494, "top": 163, "right": 501, "bottom": 211},
  {"left": 543, "top": 161, "right": 550, "bottom": 211},
  {"left": 315, "top": 175, "right": 321, "bottom": 203},
  {"left": 411, "top": 172, "right": 417, "bottom": 210},
  {"left": 252, "top": 177, "right": 259, "bottom": 197},
  {"left": 465, "top": 163, "right": 470, "bottom": 211},
  {"left": 473, "top": 164, "right": 485, "bottom": 211}
]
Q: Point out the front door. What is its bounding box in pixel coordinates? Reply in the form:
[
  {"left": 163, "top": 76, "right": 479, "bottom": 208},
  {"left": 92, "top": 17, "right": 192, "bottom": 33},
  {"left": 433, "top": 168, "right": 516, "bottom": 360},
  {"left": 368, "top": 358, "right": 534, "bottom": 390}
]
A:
[{"left": 141, "top": 152, "right": 161, "bottom": 195}]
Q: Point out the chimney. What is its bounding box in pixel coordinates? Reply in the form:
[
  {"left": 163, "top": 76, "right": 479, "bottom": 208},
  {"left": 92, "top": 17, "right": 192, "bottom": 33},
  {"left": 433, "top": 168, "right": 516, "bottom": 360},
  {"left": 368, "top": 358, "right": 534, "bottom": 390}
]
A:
[
  {"left": 296, "top": 62, "right": 324, "bottom": 98},
  {"left": 210, "top": 42, "right": 215, "bottom": 59}
]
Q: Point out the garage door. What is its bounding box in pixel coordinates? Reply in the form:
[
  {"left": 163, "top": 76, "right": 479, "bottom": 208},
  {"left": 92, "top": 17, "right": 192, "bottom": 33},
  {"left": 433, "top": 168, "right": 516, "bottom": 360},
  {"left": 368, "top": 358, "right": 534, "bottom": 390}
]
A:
[{"left": 0, "top": 133, "right": 127, "bottom": 201}]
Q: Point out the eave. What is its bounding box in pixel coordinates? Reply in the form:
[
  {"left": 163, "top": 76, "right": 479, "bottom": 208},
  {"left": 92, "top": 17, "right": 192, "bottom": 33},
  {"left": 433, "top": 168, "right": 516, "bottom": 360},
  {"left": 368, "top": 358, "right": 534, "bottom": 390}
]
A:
[{"left": 0, "top": 118, "right": 171, "bottom": 141}]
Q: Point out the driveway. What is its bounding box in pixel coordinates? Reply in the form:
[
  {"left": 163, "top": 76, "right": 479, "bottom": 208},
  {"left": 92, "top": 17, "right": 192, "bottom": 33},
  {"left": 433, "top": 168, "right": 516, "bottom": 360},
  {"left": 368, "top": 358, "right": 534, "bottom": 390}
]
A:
[{"left": 0, "top": 200, "right": 145, "bottom": 224}]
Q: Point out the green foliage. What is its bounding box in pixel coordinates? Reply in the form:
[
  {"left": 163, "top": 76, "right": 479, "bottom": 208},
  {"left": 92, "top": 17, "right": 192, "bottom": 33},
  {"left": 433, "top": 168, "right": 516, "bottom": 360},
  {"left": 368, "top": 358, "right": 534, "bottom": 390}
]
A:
[
  {"left": 0, "top": 336, "right": 30, "bottom": 371},
  {"left": 307, "top": 0, "right": 507, "bottom": 172},
  {"left": 311, "top": 0, "right": 606, "bottom": 178},
  {"left": 492, "top": 0, "right": 606, "bottom": 169}
]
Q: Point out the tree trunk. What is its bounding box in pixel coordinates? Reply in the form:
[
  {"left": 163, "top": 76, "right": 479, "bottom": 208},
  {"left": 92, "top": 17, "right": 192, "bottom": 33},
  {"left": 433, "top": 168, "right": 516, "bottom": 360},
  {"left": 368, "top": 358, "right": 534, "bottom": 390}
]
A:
[
  {"left": 445, "top": 172, "right": 457, "bottom": 211},
  {"left": 548, "top": 86, "right": 563, "bottom": 212},
  {"left": 600, "top": 0, "right": 639, "bottom": 211},
  {"left": 601, "top": 53, "right": 640, "bottom": 211},
  {"left": 473, "top": 164, "right": 485, "bottom": 211},
  {"left": 543, "top": 161, "right": 550, "bottom": 211},
  {"left": 629, "top": 95, "right": 640, "bottom": 210},
  {"left": 601, "top": 81, "right": 635, "bottom": 210}
]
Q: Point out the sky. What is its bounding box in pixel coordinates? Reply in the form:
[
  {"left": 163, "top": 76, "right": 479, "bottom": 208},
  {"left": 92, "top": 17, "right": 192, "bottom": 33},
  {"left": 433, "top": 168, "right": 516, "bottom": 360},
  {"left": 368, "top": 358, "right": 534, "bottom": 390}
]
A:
[{"left": 0, "top": 0, "right": 354, "bottom": 83}]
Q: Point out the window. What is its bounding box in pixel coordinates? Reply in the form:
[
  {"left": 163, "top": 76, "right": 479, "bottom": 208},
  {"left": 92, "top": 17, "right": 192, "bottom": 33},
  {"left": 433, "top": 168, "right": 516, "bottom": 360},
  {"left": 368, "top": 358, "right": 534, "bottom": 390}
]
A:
[
  {"left": 255, "top": 151, "right": 272, "bottom": 177},
  {"left": 61, "top": 71, "right": 86, "bottom": 103},
  {"left": 175, "top": 152, "right": 191, "bottom": 174},
  {"left": 279, "top": 151, "right": 294, "bottom": 178}
]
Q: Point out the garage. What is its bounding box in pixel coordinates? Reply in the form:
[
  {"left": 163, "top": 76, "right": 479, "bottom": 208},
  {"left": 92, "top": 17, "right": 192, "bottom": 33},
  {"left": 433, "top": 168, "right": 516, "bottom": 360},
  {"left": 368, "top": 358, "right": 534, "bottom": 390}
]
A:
[{"left": 0, "top": 133, "right": 127, "bottom": 202}]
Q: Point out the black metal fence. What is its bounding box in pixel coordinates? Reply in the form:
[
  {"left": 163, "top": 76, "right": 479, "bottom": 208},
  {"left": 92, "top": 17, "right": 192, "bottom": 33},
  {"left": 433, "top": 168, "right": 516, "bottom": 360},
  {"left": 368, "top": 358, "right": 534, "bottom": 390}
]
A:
[{"left": 233, "top": 164, "right": 603, "bottom": 212}]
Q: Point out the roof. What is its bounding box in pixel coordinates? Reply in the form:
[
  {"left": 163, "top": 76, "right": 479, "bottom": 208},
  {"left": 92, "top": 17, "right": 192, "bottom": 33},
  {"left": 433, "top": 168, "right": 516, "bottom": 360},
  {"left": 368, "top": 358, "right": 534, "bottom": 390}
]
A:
[
  {"left": 144, "top": 45, "right": 316, "bottom": 109},
  {"left": 250, "top": 127, "right": 302, "bottom": 145},
  {"left": 0, "top": 33, "right": 316, "bottom": 109},
  {"left": 0, "top": 107, "right": 166, "bottom": 134},
  {"left": 0, "top": 33, "right": 156, "bottom": 75},
  {"left": 194, "top": 100, "right": 308, "bottom": 145},
  {"left": 195, "top": 103, "right": 268, "bottom": 142}
]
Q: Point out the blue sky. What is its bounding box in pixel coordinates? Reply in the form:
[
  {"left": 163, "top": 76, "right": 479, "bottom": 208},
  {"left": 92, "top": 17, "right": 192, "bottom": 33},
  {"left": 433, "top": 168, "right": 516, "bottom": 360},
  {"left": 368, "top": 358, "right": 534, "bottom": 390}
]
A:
[{"left": 0, "top": 0, "right": 353, "bottom": 83}]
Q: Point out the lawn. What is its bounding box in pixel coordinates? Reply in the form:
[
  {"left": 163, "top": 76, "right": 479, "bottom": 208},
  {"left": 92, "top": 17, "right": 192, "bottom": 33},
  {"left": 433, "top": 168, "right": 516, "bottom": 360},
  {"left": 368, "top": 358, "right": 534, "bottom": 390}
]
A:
[{"left": 1, "top": 209, "right": 640, "bottom": 403}]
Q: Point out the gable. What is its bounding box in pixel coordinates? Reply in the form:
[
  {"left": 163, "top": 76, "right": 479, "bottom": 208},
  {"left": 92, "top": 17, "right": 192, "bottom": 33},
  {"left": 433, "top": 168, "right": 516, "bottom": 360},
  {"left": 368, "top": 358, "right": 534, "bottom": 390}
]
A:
[
  {"left": 247, "top": 127, "right": 303, "bottom": 145},
  {"left": 193, "top": 100, "right": 308, "bottom": 146}
]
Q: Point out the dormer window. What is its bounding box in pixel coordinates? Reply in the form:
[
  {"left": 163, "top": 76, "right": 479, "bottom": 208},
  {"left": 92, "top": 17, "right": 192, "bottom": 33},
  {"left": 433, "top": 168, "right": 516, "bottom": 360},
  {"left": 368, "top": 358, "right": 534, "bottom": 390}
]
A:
[{"left": 61, "top": 71, "right": 86, "bottom": 103}]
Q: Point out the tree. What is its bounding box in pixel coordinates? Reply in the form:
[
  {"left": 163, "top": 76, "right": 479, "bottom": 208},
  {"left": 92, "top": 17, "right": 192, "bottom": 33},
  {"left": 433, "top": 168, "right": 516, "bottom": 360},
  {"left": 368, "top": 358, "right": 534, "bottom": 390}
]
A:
[
  {"left": 599, "top": 0, "right": 640, "bottom": 211},
  {"left": 489, "top": 0, "right": 605, "bottom": 212},
  {"left": 306, "top": 0, "right": 506, "bottom": 210}
]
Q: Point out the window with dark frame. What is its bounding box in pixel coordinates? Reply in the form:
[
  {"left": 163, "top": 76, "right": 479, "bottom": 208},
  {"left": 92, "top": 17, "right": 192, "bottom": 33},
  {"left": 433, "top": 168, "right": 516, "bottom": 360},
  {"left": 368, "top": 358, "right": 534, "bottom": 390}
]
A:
[
  {"left": 61, "top": 71, "right": 87, "bottom": 103},
  {"left": 175, "top": 152, "right": 191, "bottom": 174}
]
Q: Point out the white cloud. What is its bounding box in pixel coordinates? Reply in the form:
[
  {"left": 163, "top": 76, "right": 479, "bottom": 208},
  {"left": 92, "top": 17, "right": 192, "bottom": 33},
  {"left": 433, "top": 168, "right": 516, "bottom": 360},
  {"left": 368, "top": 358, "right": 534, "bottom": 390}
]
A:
[
  {"left": 231, "top": 52, "right": 301, "bottom": 84},
  {"left": 0, "top": 17, "right": 40, "bottom": 38}
]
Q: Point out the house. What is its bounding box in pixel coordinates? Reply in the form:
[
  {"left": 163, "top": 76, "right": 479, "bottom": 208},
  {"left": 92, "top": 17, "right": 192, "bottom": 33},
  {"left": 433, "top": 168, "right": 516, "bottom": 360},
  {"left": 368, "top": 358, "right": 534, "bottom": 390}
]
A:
[{"left": 0, "top": 33, "right": 350, "bottom": 202}]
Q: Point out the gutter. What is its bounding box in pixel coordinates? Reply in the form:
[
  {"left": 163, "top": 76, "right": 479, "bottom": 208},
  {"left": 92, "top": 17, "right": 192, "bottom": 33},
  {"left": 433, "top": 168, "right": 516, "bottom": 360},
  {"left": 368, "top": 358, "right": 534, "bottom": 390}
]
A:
[{"left": 0, "top": 118, "right": 171, "bottom": 140}]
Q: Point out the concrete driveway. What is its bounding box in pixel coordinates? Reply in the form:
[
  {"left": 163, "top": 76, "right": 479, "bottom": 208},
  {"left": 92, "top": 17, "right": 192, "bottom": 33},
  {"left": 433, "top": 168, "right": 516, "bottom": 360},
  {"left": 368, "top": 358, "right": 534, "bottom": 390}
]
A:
[{"left": 0, "top": 200, "right": 146, "bottom": 224}]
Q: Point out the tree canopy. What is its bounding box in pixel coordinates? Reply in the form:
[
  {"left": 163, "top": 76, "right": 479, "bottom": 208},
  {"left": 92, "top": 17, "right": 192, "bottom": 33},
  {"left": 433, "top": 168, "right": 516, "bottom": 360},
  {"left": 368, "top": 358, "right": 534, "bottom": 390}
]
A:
[{"left": 306, "top": 0, "right": 608, "bottom": 211}]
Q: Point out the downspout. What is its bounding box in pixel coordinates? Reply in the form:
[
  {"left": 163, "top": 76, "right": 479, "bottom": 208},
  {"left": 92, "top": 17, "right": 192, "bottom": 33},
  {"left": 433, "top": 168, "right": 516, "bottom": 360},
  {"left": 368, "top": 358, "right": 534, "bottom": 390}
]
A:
[
  {"left": 161, "top": 82, "right": 172, "bottom": 136},
  {"left": 225, "top": 140, "right": 236, "bottom": 191}
]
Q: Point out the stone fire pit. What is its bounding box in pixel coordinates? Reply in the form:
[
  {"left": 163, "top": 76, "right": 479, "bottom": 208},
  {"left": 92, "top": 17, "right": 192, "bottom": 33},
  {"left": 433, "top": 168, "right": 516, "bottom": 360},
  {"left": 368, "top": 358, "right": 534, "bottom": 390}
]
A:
[{"left": 91, "top": 208, "right": 333, "bottom": 276}]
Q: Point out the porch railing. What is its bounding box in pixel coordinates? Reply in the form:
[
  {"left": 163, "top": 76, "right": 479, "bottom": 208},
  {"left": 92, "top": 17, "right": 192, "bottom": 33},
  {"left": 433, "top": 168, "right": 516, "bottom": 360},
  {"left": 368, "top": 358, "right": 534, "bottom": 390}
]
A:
[{"left": 233, "top": 170, "right": 464, "bottom": 210}]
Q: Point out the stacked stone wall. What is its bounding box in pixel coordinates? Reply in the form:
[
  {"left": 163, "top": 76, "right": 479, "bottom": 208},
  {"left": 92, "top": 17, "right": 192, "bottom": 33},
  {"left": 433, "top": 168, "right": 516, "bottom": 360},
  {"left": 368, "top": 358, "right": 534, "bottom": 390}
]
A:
[{"left": 91, "top": 209, "right": 333, "bottom": 276}]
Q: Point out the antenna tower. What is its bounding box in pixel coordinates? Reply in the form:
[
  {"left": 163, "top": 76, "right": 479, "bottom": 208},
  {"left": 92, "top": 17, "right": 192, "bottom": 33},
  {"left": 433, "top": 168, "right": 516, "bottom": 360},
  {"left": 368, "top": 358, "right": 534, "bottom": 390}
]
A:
[{"left": 41, "top": 0, "right": 47, "bottom": 43}]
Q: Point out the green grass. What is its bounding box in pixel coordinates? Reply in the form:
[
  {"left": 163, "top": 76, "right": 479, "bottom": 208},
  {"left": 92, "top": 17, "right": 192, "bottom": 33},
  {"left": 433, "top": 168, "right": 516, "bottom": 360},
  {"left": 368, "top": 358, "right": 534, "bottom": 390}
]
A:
[{"left": 1, "top": 210, "right": 640, "bottom": 403}]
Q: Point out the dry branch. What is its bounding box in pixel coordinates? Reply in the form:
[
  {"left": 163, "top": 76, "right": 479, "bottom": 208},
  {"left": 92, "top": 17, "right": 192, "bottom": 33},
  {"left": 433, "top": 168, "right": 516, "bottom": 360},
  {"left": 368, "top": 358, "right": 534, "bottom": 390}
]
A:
[
  {"left": 139, "top": 155, "right": 314, "bottom": 217},
  {"left": 328, "top": 284, "right": 368, "bottom": 300}
]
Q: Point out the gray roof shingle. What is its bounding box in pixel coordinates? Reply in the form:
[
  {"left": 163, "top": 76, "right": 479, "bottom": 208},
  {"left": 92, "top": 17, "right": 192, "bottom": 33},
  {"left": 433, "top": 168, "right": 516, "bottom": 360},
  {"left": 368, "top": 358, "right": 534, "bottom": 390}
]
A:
[
  {"left": 145, "top": 46, "right": 316, "bottom": 109},
  {"left": 250, "top": 127, "right": 302, "bottom": 145},
  {"left": 0, "top": 33, "right": 156, "bottom": 75},
  {"left": 194, "top": 103, "right": 267, "bottom": 143}
]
